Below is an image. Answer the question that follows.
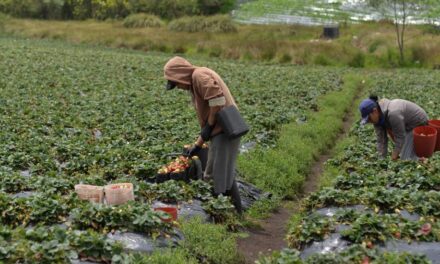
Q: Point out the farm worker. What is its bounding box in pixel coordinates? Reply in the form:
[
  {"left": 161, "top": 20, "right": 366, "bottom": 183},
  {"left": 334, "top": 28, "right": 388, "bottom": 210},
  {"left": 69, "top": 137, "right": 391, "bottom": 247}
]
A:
[
  {"left": 359, "top": 95, "right": 428, "bottom": 161},
  {"left": 163, "top": 56, "right": 243, "bottom": 214}
]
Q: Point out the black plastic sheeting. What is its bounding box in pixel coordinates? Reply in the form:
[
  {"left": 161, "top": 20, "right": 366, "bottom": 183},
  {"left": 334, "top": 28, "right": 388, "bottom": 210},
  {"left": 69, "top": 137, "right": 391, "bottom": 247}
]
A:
[
  {"left": 301, "top": 206, "right": 439, "bottom": 263},
  {"left": 237, "top": 179, "right": 272, "bottom": 210},
  {"left": 11, "top": 191, "right": 36, "bottom": 198},
  {"left": 315, "top": 205, "right": 368, "bottom": 217},
  {"left": 383, "top": 240, "right": 440, "bottom": 264},
  {"left": 20, "top": 170, "right": 31, "bottom": 177},
  {"left": 152, "top": 200, "right": 211, "bottom": 223},
  {"left": 70, "top": 260, "right": 97, "bottom": 264},
  {"left": 239, "top": 141, "right": 257, "bottom": 154},
  {"left": 301, "top": 231, "right": 440, "bottom": 263},
  {"left": 399, "top": 209, "right": 421, "bottom": 221},
  {"left": 107, "top": 229, "right": 184, "bottom": 254},
  {"left": 178, "top": 200, "right": 211, "bottom": 222},
  {"left": 300, "top": 233, "right": 349, "bottom": 259},
  {"left": 149, "top": 179, "right": 270, "bottom": 223},
  {"left": 315, "top": 206, "right": 421, "bottom": 222}
]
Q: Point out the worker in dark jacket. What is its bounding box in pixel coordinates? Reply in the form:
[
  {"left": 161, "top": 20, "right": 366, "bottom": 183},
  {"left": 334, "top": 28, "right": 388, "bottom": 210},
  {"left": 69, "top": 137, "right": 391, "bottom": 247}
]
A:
[
  {"left": 163, "top": 56, "right": 242, "bottom": 214},
  {"left": 359, "top": 95, "right": 428, "bottom": 161}
]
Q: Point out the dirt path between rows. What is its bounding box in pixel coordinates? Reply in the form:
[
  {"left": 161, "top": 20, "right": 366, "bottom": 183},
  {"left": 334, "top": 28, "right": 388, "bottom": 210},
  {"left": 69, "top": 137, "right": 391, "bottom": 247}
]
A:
[{"left": 237, "top": 105, "right": 357, "bottom": 264}]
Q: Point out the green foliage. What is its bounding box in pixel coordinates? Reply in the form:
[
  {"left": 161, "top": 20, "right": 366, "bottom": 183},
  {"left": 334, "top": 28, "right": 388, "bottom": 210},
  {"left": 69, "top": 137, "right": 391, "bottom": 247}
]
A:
[
  {"left": 257, "top": 248, "right": 302, "bottom": 264},
  {"left": 348, "top": 52, "right": 366, "bottom": 68},
  {"left": 0, "top": 193, "right": 73, "bottom": 227},
  {"left": 127, "top": 0, "right": 199, "bottom": 20},
  {"left": 122, "top": 249, "right": 198, "bottom": 264},
  {"left": 181, "top": 217, "right": 242, "bottom": 264},
  {"left": 68, "top": 229, "right": 124, "bottom": 262},
  {"left": 123, "top": 13, "right": 164, "bottom": 28},
  {"left": 70, "top": 201, "right": 170, "bottom": 233},
  {"left": 238, "top": 74, "right": 362, "bottom": 198},
  {"left": 138, "top": 180, "right": 195, "bottom": 203},
  {"left": 246, "top": 196, "right": 281, "bottom": 219},
  {"left": 313, "top": 54, "right": 334, "bottom": 66},
  {"left": 0, "top": 226, "right": 123, "bottom": 263},
  {"left": 197, "top": 0, "right": 236, "bottom": 15},
  {"left": 202, "top": 194, "right": 235, "bottom": 223},
  {"left": 0, "top": 0, "right": 65, "bottom": 19},
  {"left": 0, "top": 0, "right": 236, "bottom": 20},
  {"left": 287, "top": 213, "right": 335, "bottom": 249},
  {"left": 168, "top": 15, "right": 237, "bottom": 33}
]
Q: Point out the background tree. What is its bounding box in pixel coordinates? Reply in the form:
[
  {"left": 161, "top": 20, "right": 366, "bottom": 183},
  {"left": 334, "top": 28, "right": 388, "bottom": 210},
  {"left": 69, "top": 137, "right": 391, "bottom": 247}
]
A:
[{"left": 367, "top": 0, "right": 432, "bottom": 64}]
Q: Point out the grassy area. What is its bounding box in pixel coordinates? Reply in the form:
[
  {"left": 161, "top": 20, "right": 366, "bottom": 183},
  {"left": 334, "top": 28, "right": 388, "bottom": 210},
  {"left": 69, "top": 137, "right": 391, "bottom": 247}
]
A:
[
  {"left": 317, "top": 80, "right": 371, "bottom": 189},
  {"left": 238, "top": 74, "right": 365, "bottom": 200},
  {"left": 1, "top": 17, "right": 440, "bottom": 68},
  {"left": 180, "top": 218, "right": 243, "bottom": 264}
]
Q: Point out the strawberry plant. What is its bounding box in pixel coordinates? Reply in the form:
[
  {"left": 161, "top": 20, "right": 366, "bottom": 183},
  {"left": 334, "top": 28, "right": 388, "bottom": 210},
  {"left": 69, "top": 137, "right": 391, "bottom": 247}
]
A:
[
  {"left": 0, "top": 172, "right": 29, "bottom": 193},
  {"left": 203, "top": 195, "right": 235, "bottom": 224},
  {"left": 71, "top": 201, "right": 170, "bottom": 234},
  {"left": 137, "top": 180, "right": 194, "bottom": 203},
  {"left": 0, "top": 226, "right": 124, "bottom": 263},
  {"left": 287, "top": 213, "right": 335, "bottom": 249},
  {"left": 0, "top": 193, "right": 73, "bottom": 227},
  {"left": 68, "top": 229, "right": 124, "bottom": 263}
]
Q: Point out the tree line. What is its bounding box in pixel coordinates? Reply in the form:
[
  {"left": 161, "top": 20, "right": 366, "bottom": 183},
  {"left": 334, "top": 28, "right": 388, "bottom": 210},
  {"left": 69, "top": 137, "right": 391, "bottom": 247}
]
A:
[{"left": 0, "top": 0, "right": 236, "bottom": 20}]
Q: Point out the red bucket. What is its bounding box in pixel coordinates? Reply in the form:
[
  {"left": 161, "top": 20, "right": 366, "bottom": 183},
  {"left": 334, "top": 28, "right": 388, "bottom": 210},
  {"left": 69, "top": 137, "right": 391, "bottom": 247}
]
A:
[
  {"left": 413, "top": 126, "right": 437, "bottom": 158},
  {"left": 154, "top": 207, "right": 178, "bottom": 222},
  {"left": 428, "top": 120, "right": 440, "bottom": 152}
]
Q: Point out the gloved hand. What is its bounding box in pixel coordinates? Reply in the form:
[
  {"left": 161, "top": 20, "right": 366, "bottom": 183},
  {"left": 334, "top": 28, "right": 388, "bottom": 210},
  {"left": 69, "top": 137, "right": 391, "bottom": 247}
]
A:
[
  {"left": 186, "top": 144, "right": 202, "bottom": 157},
  {"left": 200, "top": 123, "right": 214, "bottom": 142}
]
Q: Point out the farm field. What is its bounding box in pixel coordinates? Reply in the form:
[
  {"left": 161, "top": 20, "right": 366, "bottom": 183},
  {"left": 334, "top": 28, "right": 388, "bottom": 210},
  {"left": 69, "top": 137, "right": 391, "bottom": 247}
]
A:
[
  {"left": 0, "top": 34, "right": 440, "bottom": 262},
  {"left": 262, "top": 70, "right": 440, "bottom": 262},
  {"left": 0, "top": 36, "right": 352, "bottom": 263}
]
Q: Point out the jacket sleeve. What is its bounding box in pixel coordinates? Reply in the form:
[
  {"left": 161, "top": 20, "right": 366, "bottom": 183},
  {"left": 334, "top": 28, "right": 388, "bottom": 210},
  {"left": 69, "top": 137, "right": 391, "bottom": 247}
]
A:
[
  {"left": 388, "top": 112, "right": 406, "bottom": 153},
  {"left": 374, "top": 125, "right": 388, "bottom": 158},
  {"left": 194, "top": 72, "right": 224, "bottom": 105}
]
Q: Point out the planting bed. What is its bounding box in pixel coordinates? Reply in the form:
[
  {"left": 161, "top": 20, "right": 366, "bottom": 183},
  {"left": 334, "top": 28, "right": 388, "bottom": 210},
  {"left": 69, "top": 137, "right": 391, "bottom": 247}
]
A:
[
  {"left": 261, "top": 70, "right": 440, "bottom": 263},
  {"left": 0, "top": 37, "right": 350, "bottom": 262}
]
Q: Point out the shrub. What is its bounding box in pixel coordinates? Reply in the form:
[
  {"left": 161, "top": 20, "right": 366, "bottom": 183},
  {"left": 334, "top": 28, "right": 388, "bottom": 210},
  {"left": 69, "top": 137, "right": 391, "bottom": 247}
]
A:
[
  {"left": 368, "top": 39, "right": 384, "bottom": 53},
  {"left": 348, "top": 52, "right": 365, "bottom": 68},
  {"left": 197, "top": 0, "right": 236, "bottom": 15},
  {"left": 168, "top": 15, "right": 237, "bottom": 33},
  {"left": 421, "top": 24, "right": 440, "bottom": 35},
  {"left": 411, "top": 44, "right": 431, "bottom": 66},
  {"left": 313, "top": 54, "right": 333, "bottom": 66},
  {"left": 278, "top": 53, "right": 293, "bottom": 63},
  {"left": 0, "top": 12, "right": 8, "bottom": 30},
  {"left": 123, "top": 13, "right": 164, "bottom": 28},
  {"left": 127, "top": 0, "right": 199, "bottom": 20}
]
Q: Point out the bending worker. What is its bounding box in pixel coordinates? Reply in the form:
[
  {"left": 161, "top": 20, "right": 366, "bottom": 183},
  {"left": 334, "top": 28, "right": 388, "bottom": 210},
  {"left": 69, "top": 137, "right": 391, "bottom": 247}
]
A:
[
  {"left": 359, "top": 95, "right": 428, "bottom": 161},
  {"left": 163, "top": 56, "right": 242, "bottom": 214}
]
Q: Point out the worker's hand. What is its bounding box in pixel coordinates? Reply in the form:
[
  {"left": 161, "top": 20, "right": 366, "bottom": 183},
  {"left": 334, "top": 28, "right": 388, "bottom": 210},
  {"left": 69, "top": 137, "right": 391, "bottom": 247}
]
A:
[
  {"left": 200, "top": 123, "right": 215, "bottom": 142},
  {"left": 186, "top": 144, "right": 202, "bottom": 157}
]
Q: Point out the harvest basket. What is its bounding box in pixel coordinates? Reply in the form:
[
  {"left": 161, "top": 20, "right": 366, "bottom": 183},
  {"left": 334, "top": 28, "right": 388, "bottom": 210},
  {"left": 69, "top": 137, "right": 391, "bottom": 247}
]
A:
[
  {"left": 104, "top": 183, "right": 134, "bottom": 205},
  {"left": 74, "top": 184, "right": 104, "bottom": 203}
]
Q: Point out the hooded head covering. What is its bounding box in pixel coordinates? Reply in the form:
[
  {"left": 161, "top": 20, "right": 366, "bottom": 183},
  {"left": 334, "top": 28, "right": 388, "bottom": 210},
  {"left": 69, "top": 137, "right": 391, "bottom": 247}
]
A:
[{"left": 164, "top": 57, "right": 196, "bottom": 89}]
